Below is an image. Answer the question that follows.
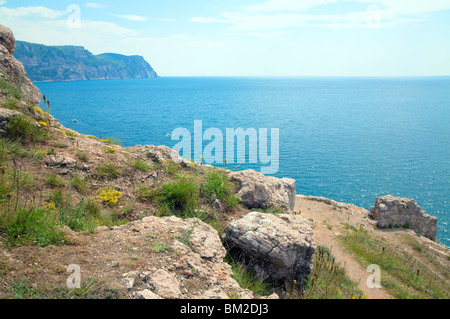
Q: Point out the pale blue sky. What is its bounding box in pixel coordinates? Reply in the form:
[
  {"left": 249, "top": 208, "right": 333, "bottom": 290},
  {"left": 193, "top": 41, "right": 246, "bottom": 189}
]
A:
[{"left": 1, "top": 0, "right": 449, "bottom": 76}]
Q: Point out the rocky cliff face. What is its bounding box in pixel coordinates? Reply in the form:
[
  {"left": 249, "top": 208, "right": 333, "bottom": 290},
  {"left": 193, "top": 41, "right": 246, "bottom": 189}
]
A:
[
  {"left": 0, "top": 25, "right": 41, "bottom": 104},
  {"left": 14, "top": 41, "right": 157, "bottom": 82}
]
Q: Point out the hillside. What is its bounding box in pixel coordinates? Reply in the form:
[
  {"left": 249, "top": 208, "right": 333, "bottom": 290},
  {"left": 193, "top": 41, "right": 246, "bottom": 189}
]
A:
[
  {"left": 0, "top": 24, "right": 449, "bottom": 300},
  {"left": 13, "top": 41, "right": 157, "bottom": 82}
]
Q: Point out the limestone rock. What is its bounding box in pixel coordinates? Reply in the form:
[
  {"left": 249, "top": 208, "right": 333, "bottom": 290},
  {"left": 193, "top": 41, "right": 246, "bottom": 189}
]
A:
[
  {"left": 0, "top": 107, "right": 21, "bottom": 135},
  {"left": 44, "top": 154, "right": 77, "bottom": 169},
  {"left": 369, "top": 195, "right": 437, "bottom": 240},
  {"left": 135, "top": 289, "right": 162, "bottom": 299},
  {"left": 0, "top": 24, "right": 15, "bottom": 54},
  {"left": 229, "top": 170, "right": 296, "bottom": 213},
  {"left": 0, "top": 24, "right": 41, "bottom": 105},
  {"left": 225, "top": 212, "right": 316, "bottom": 283},
  {"left": 144, "top": 269, "right": 182, "bottom": 299}
]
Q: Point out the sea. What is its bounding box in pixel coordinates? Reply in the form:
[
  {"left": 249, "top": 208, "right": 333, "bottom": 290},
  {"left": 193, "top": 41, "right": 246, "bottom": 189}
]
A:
[{"left": 35, "top": 77, "right": 450, "bottom": 246}]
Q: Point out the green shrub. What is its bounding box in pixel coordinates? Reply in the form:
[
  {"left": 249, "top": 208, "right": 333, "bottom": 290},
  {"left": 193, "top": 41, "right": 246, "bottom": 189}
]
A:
[
  {"left": 70, "top": 175, "right": 90, "bottom": 195},
  {"left": 157, "top": 175, "right": 198, "bottom": 218},
  {"left": 0, "top": 78, "right": 22, "bottom": 99},
  {"left": 225, "top": 251, "right": 271, "bottom": 297},
  {"left": 45, "top": 173, "right": 66, "bottom": 188},
  {"left": 97, "top": 163, "right": 121, "bottom": 179},
  {"left": 136, "top": 185, "right": 158, "bottom": 203},
  {"left": 2, "top": 98, "right": 19, "bottom": 110},
  {"left": 6, "top": 116, "right": 36, "bottom": 142},
  {"left": 132, "top": 159, "right": 151, "bottom": 172},
  {"left": 202, "top": 171, "right": 239, "bottom": 208},
  {"left": 76, "top": 151, "right": 88, "bottom": 162},
  {"left": 1, "top": 208, "right": 65, "bottom": 247}
]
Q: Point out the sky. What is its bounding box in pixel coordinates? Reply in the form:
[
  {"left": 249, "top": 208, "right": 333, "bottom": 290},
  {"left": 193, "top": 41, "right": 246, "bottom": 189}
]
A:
[{"left": 0, "top": 0, "right": 449, "bottom": 76}]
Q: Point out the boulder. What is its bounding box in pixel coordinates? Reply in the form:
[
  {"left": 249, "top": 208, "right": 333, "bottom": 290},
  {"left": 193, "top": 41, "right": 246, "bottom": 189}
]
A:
[
  {"left": 0, "top": 107, "right": 21, "bottom": 135},
  {"left": 144, "top": 269, "right": 182, "bottom": 299},
  {"left": 229, "top": 169, "right": 296, "bottom": 213},
  {"left": 0, "top": 24, "right": 41, "bottom": 105},
  {"left": 44, "top": 154, "right": 77, "bottom": 169},
  {"left": 225, "top": 212, "right": 316, "bottom": 284},
  {"left": 0, "top": 24, "right": 15, "bottom": 54},
  {"left": 369, "top": 195, "right": 437, "bottom": 240}
]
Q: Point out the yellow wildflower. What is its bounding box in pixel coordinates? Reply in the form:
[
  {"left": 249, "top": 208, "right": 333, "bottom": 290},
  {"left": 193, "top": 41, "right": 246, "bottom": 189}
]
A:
[
  {"left": 43, "top": 202, "right": 57, "bottom": 212},
  {"left": 103, "top": 146, "right": 116, "bottom": 153},
  {"left": 38, "top": 121, "right": 48, "bottom": 127},
  {"left": 34, "top": 106, "right": 44, "bottom": 116},
  {"left": 97, "top": 187, "right": 122, "bottom": 206}
]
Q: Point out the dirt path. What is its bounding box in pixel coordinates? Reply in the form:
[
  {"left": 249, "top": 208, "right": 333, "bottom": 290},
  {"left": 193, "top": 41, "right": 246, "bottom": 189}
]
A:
[{"left": 295, "top": 195, "right": 394, "bottom": 299}]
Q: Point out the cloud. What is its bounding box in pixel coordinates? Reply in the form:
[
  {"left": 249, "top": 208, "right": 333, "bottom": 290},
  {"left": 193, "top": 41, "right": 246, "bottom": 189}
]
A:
[
  {"left": 0, "top": 0, "right": 7, "bottom": 6},
  {"left": 189, "top": 17, "right": 229, "bottom": 24},
  {"left": 190, "top": 0, "right": 450, "bottom": 32},
  {"left": 85, "top": 3, "right": 106, "bottom": 9},
  {"left": 241, "top": 0, "right": 337, "bottom": 13},
  {"left": 115, "top": 14, "right": 148, "bottom": 22},
  {"left": 0, "top": 6, "right": 65, "bottom": 19}
]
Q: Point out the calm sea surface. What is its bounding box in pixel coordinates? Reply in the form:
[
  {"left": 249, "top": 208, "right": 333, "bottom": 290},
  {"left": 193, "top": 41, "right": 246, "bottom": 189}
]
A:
[{"left": 36, "top": 77, "right": 450, "bottom": 246}]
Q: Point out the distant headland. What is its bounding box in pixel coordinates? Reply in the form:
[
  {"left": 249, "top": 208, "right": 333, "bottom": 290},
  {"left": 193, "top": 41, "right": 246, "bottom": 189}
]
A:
[{"left": 13, "top": 41, "right": 158, "bottom": 82}]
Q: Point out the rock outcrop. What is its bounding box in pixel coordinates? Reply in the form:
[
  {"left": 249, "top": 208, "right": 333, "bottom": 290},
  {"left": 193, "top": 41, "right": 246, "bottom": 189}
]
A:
[
  {"left": 14, "top": 41, "right": 158, "bottom": 82},
  {"left": 369, "top": 195, "right": 437, "bottom": 240},
  {"left": 122, "top": 216, "right": 254, "bottom": 299},
  {"left": 0, "top": 107, "right": 21, "bottom": 135},
  {"left": 230, "top": 170, "right": 296, "bottom": 213},
  {"left": 0, "top": 25, "right": 41, "bottom": 105},
  {"left": 225, "top": 212, "right": 316, "bottom": 285}
]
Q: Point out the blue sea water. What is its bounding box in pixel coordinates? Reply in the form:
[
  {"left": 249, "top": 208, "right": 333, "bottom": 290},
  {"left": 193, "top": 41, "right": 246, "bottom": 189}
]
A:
[{"left": 35, "top": 77, "right": 450, "bottom": 246}]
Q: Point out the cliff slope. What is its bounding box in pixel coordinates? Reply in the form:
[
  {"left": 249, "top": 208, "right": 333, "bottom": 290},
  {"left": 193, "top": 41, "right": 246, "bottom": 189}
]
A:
[{"left": 14, "top": 41, "right": 157, "bottom": 82}]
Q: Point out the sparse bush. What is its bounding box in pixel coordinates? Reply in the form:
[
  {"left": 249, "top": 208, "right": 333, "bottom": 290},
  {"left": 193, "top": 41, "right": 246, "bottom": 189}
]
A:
[
  {"left": 157, "top": 174, "right": 198, "bottom": 218},
  {"left": 1, "top": 208, "right": 65, "bottom": 247},
  {"left": 201, "top": 171, "right": 240, "bottom": 208},
  {"left": 132, "top": 159, "right": 151, "bottom": 172},
  {"left": 45, "top": 173, "right": 66, "bottom": 188},
  {"left": 76, "top": 151, "right": 88, "bottom": 162},
  {"left": 70, "top": 175, "right": 90, "bottom": 195},
  {"left": 0, "top": 78, "right": 22, "bottom": 99},
  {"left": 97, "top": 163, "right": 121, "bottom": 179},
  {"left": 136, "top": 185, "right": 158, "bottom": 203}
]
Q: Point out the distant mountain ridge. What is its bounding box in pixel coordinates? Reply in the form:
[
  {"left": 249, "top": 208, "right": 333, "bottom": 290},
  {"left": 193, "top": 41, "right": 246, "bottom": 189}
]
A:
[{"left": 14, "top": 41, "right": 158, "bottom": 82}]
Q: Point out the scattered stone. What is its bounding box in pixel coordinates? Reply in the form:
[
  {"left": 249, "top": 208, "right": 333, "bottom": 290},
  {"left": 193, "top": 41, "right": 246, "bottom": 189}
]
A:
[
  {"left": 230, "top": 170, "right": 296, "bottom": 213},
  {"left": 95, "top": 226, "right": 109, "bottom": 233},
  {"left": 369, "top": 195, "right": 437, "bottom": 240},
  {"left": 225, "top": 212, "right": 316, "bottom": 284},
  {"left": 212, "top": 199, "right": 224, "bottom": 212},
  {"left": 145, "top": 269, "right": 182, "bottom": 299},
  {"left": 45, "top": 154, "right": 77, "bottom": 169},
  {"left": 135, "top": 289, "right": 162, "bottom": 299},
  {"left": 121, "top": 277, "right": 134, "bottom": 289}
]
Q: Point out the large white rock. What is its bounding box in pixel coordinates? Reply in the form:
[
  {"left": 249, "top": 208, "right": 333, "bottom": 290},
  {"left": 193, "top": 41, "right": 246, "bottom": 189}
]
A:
[
  {"left": 229, "top": 169, "right": 296, "bottom": 213},
  {"left": 225, "top": 212, "right": 316, "bottom": 283}
]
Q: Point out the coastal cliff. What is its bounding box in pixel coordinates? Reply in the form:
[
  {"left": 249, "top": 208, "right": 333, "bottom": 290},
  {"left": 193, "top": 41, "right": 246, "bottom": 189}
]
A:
[
  {"left": 0, "top": 24, "right": 449, "bottom": 300},
  {"left": 13, "top": 41, "right": 157, "bottom": 82}
]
